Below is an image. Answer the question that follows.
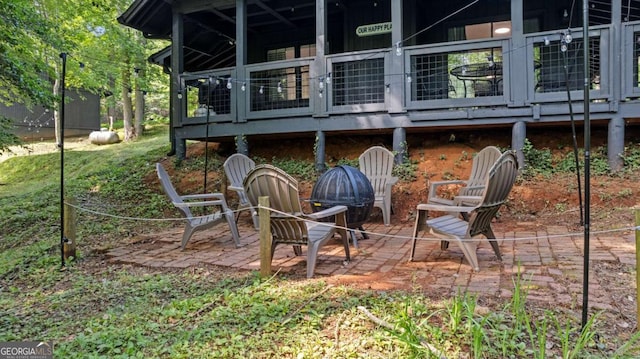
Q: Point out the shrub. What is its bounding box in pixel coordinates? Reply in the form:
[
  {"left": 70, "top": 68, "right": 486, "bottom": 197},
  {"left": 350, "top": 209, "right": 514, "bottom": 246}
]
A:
[{"left": 521, "top": 138, "right": 553, "bottom": 178}]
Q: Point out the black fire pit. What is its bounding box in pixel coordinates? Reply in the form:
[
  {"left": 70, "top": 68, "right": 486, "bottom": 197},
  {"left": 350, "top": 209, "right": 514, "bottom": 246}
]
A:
[{"left": 310, "top": 165, "right": 374, "bottom": 237}]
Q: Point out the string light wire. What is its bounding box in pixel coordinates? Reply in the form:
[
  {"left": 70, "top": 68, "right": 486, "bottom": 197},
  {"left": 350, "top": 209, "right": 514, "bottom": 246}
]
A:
[{"left": 64, "top": 201, "right": 639, "bottom": 244}]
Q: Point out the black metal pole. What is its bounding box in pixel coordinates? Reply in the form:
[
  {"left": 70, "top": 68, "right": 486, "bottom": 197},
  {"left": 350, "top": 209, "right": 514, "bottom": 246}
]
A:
[
  {"left": 581, "top": 0, "right": 591, "bottom": 330},
  {"left": 203, "top": 76, "right": 212, "bottom": 193},
  {"left": 561, "top": 49, "right": 584, "bottom": 226},
  {"left": 59, "top": 52, "right": 67, "bottom": 268}
]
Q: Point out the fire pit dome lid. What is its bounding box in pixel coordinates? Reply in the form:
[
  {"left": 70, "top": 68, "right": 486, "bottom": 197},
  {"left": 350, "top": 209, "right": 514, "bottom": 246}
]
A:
[
  {"left": 310, "top": 165, "right": 374, "bottom": 228},
  {"left": 311, "top": 165, "right": 374, "bottom": 203}
]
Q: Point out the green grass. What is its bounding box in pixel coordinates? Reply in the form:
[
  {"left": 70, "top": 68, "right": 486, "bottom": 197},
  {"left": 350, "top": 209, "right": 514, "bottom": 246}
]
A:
[
  {"left": 5, "top": 263, "right": 637, "bottom": 358},
  {"left": 0, "top": 124, "right": 174, "bottom": 278},
  {"left": 1, "top": 123, "right": 639, "bottom": 357}
]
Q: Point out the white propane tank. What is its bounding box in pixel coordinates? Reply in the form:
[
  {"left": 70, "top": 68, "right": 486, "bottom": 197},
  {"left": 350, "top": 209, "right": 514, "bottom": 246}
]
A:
[{"left": 89, "top": 129, "right": 120, "bottom": 145}]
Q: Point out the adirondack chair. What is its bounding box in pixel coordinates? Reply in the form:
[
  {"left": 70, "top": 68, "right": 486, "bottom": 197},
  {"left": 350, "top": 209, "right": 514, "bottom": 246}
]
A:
[
  {"left": 156, "top": 163, "right": 241, "bottom": 250},
  {"left": 428, "top": 146, "right": 502, "bottom": 208},
  {"left": 410, "top": 151, "right": 518, "bottom": 271},
  {"left": 358, "top": 146, "right": 399, "bottom": 226},
  {"left": 243, "top": 164, "right": 350, "bottom": 278},
  {"left": 223, "top": 153, "right": 259, "bottom": 229}
]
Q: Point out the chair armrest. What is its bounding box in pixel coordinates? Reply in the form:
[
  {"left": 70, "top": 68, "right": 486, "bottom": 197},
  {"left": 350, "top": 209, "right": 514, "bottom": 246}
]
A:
[
  {"left": 429, "top": 180, "right": 465, "bottom": 192},
  {"left": 416, "top": 203, "right": 477, "bottom": 213},
  {"left": 428, "top": 180, "right": 466, "bottom": 201},
  {"left": 306, "top": 205, "right": 348, "bottom": 220},
  {"left": 174, "top": 200, "right": 225, "bottom": 208},
  {"left": 181, "top": 193, "right": 226, "bottom": 201},
  {"left": 384, "top": 177, "right": 399, "bottom": 192},
  {"left": 227, "top": 185, "right": 244, "bottom": 192},
  {"left": 427, "top": 197, "right": 456, "bottom": 206},
  {"left": 453, "top": 195, "right": 482, "bottom": 206},
  {"left": 177, "top": 193, "right": 230, "bottom": 208}
]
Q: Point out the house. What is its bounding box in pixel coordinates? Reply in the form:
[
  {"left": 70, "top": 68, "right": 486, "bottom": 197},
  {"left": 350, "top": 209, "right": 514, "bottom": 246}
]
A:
[
  {"left": 1, "top": 89, "right": 100, "bottom": 140},
  {"left": 118, "top": 0, "right": 640, "bottom": 170}
]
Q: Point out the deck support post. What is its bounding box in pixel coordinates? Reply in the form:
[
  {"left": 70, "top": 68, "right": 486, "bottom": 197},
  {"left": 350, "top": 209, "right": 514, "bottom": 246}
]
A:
[
  {"left": 236, "top": 135, "right": 249, "bottom": 156},
  {"left": 315, "top": 130, "right": 326, "bottom": 173},
  {"left": 170, "top": 9, "right": 185, "bottom": 159},
  {"left": 176, "top": 138, "right": 186, "bottom": 159},
  {"left": 392, "top": 127, "right": 407, "bottom": 164},
  {"left": 312, "top": 0, "right": 327, "bottom": 115},
  {"left": 512, "top": 121, "right": 526, "bottom": 170},
  {"left": 235, "top": 0, "right": 248, "bottom": 123},
  {"left": 607, "top": 116, "right": 625, "bottom": 172},
  {"left": 387, "top": 0, "right": 404, "bottom": 113}
]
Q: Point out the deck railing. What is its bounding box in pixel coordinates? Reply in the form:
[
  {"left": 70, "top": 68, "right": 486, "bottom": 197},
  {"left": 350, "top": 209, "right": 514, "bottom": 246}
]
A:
[
  {"left": 326, "top": 50, "right": 388, "bottom": 113},
  {"left": 404, "top": 38, "right": 509, "bottom": 110},
  {"left": 623, "top": 20, "right": 640, "bottom": 98},
  {"left": 181, "top": 69, "right": 235, "bottom": 125},
  {"left": 244, "top": 58, "right": 315, "bottom": 119},
  {"left": 527, "top": 26, "right": 609, "bottom": 103},
  {"left": 178, "top": 24, "right": 624, "bottom": 125}
]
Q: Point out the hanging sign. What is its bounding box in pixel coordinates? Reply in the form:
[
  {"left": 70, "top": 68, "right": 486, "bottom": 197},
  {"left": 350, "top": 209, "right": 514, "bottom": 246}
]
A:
[{"left": 356, "top": 22, "right": 392, "bottom": 37}]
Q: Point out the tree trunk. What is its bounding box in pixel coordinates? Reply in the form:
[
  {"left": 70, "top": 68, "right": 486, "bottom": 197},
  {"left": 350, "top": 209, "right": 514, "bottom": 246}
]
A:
[
  {"left": 134, "top": 68, "right": 145, "bottom": 136},
  {"left": 53, "top": 78, "right": 60, "bottom": 145},
  {"left": 121, "top": 69, "right": 135, "bottom": 141},
  {"left": 107, "top": 77, "right": 116, "bottom": 131}
]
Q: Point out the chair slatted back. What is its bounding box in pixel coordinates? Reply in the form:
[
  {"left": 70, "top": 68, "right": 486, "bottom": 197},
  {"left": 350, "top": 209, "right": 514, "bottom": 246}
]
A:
[
  {"left": 358, "top": 146, "right": 394, "bottom": 197},
  {"left": 156, "top": 163, "right": 193, "bottom": 218},
  {"left": 467, "top": 151, "right": 518, "bottom": 237},
  {"left": 243, "top": 164, "right": 308, "bottom": 244},
  {"left": 461, "top": 146, "right": 502, "bottom": 197},
  {"left": 223, "top": 153, "right": 255, "bottom": 204}
]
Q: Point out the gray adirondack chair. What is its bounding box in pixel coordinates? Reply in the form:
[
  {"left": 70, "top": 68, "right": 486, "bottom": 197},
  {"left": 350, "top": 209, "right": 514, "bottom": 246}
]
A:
[
  {"left": 428, "top": 145, "right": 502, "bottom": 208},
  {"left": 156, "top": 163, "right": 241, "bottom": 249},
  {"left": 410, "top": 151, "right": 518, "bottom": 271},
  {"left": 223, "top": 153, "right": 259, "bottom": 229},
  {"left": 358, "top": 146, "right": 398, "bottom": 226},
  {"left": 243, "top": 164, "right": 350, "bottom": 278}
]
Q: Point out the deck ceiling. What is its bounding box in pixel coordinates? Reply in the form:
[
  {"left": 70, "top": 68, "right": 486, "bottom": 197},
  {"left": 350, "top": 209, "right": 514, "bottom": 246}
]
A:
[{"left": 118, "top": 0, "right": 331, "bottom": 71}]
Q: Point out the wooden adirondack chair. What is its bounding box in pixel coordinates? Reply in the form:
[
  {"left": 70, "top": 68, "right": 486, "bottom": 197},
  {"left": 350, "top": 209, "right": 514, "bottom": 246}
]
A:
[
  {"left": 243, "top": 164, "right": 350, "bottom": 278},
  {"left": 428, "top": 145, "right": 502, "bottom": 208},
  {"left": 156, "top": 163, "right": 241, "bottom": 250},
  {"left": 358, "top": 146, "right": 399, "bottom": 226},
  {"left": 410, "top": 151, "right": 518, "bottom": 271},
  {"left": 223, "top": 153, "right": 259, "bottom": 229}
]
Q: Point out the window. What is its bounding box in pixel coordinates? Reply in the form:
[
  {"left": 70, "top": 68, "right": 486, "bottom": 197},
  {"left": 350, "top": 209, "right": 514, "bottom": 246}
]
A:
[
  {"left": 449, "top": 21, "right": 512, "bottom": 41},
  {"left": 267, "top": 47, "right": 295, "bottom": 62},
  {"left": 267, "top": 44, "right": 316, "bottom": 61}
]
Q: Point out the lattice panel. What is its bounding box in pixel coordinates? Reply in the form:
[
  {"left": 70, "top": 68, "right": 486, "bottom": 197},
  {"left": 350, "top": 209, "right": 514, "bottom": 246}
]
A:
[
  {"left": 411, "top": 54, "right": 451, "bottom": 101},
  {"left": 250, "top": 66, "right": 310, "bottom": 111},
  {"left": 190, "top": 76, "right": 231, "bottom": 116},
  {"left": 332, "top": 58, "right": 385, "bottom": 106},
  {"left": 535, "top": 37, "right": 601, "bottom": 93}
]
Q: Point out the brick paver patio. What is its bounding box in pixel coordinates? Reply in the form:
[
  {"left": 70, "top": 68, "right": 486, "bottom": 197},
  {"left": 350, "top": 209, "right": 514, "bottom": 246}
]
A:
[{"left": 106, "top": 218, "right": 638, "bottom": 317}]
